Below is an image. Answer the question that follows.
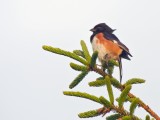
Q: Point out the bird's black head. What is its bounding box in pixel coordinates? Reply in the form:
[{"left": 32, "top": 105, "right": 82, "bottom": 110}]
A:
[{"left": 90, "top": 23, "right": 116, "bottom": 34}]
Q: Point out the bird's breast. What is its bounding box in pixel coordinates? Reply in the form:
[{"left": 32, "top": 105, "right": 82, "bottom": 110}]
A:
[
  {"left": 91, "top": 33, "right": 123, "bottom": 61},
  {"left": 92, "top": 36, "right": 107, "bottom": 61}
]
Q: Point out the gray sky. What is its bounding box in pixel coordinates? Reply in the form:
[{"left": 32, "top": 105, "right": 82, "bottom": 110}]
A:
[{"left": 0, "top": 0, "right": 160, "bottom": 120}]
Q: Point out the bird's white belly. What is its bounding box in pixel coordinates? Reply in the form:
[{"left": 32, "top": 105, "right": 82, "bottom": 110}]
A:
[{"left": 92, "top": 37, "right": 107, "bottom": 61}]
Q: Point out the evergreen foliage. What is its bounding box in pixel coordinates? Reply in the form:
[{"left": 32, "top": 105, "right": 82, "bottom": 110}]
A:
[
  {"left": 105, "top": 76, "right": 114, "bottom": 104},
  {"left": 145, "top": 115, "right": 150, "bottom": 120},
  {"left": 89, "top": 80, "right": 106, "bottom": 87},
  {"left": 122, "top": 116, "right": 132, "bottom": 120},
  {"left": 90, "top": 51, "right": 98, "bottom": 68},
  {"left": 63, "top": 91, "right": 101, "bottom": 104},
  {"left": 78, "top": 110, "right": 100, "bottom": 118},
  {"left": 43, "top": 40, "right": 159, "bottom": 120},
  {"left": 118, "top": 85, "right": 132, "bottom": 108},
  {"left": 70, "top": 62, "right": 88, "bottom": 71},
  {"left": 42, "top": 45, "right": 88, "bottom": 65},
  {"left": 106, "top": 114, "right": 121, "bottom": 120},
  {"left": 130, "top": 98, "right": 139, "bottom": 116},
  {"left": 73, "top": 50, "right": 85, "bottom": 58},
  {"left": 69, "top": 70, "right": 89, "bottom": 89},
  {"left": 124, "top": 78, "right": 145, "bottom": 86},
  {"left": 99, "top": 96, "right": 111, "bottom": 108},
  {"left": 80, "top": 40, "right": 91, "bottom": 62}
]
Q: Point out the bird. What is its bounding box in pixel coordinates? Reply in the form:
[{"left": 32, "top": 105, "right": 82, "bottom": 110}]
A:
[{"left": 90, "top": 23, "right": 132, "bottom": 83}]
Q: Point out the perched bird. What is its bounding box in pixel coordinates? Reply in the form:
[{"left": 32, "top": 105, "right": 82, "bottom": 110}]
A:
[{"left": 90, "top": 23, "right": 132, "bottom": 83}]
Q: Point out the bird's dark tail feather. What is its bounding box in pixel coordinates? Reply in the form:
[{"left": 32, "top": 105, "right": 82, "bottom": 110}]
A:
[{"left": 118, "top": 58, "right": 123, "bottom": 83}]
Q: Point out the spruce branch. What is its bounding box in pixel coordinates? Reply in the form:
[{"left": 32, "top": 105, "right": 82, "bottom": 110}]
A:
[
  {"left": 89, "top": 80, "right": 106, "bottom": 87},
  {"left": 124, "top": 78, "right": 145, "bottom": 86},
  {"left": 78, "top": 109, "right": 101, "bottom": 118},
  {"left": 90, "top": 51, "right": 98, "bottom": 68},
  {"left": 110, "top": 77, "right": 121, "bottom": 88},
  {"left": 42, "top": 45, "right": 88, "bottom": 65},
  {"left": 118, "top": 85, "right": 132, "bottom": 108},
  {"left": 88, "top": 77, "right": 120, "bottom": 88},
  {"left": 108, "top": 59, "right": 119, "bottom": 66},
  {"left": 92, "top": 67, "right": 109, "bottom": 78},
  {"left": 69, "top": 70, "right": 89, "bottom": 89},
  {"left": 108, "top": 105, "right": 140, "bottom": 120},
  {"left": 97, "top": 77, "right": 105, "bottom": 80},
  {"left": 106, "top": 114, "right": 121, "bottom": 120},
  {"left": 63, "top": 91, "right": 101, "bottom": 104},
  {"left": 107, "top": 59, "right": 119, "bottom": 76},
  {"left": 73, "top": 50, "right": 85, "bottom": 58},
  {"left": 99, "top": 96, "right": 111, "bottom": 108},
  {"left": 80, "top": 40, "right": 91, "bottom": 62},
  {"left": 145, "top": 115, "right": 150, "bottom": 120},
  {"left": 43, "top": 41, "right": 160, "bottom": 119},
  {"left": 130, "top": 98, "right": 139, "bottom": 116},
  {"left": 70, "top": 62, "right": 88, "bottom": 71},
  {"left": 105, "top": 76, "right": 114, "bottom": 104},
  {"left": 121, "top": 116, "right": 132, "bottom": 120},
  {"left": 91, "top": 66, "right": 160, "bottom": 119},
  {"left": 63, "top": 92, "right": 140, "bottom": 119}
]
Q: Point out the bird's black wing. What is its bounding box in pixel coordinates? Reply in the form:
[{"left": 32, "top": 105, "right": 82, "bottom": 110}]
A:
[
  {"left": 103, "top": 32, "right": 132, "bottom": 59},
  {"left": 103, "top": 32, "right": 132, "bottom": 83}
]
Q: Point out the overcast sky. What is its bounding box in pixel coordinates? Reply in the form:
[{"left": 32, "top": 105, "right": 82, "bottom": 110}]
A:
[{"left": 0, "top": 0, "right": 160, "bottom": 120}]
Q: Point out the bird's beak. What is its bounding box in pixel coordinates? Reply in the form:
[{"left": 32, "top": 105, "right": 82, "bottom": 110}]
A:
[{"left": 90, "top": 28, "right": 96, "bottom": 32}]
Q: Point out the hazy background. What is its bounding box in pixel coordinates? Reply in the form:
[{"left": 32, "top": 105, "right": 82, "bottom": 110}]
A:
[{"left": 0, "top": 0, "right": 160, "bottom": 120}]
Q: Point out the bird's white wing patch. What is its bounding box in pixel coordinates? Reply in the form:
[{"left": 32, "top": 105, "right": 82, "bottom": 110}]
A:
[{"left": 113, "top": 40, "right": 118, "bottom": 44}]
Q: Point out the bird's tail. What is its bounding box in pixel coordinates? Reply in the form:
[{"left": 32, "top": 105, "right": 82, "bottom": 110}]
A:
[{"left": 118, "top": 58, "right": 123, "bottom": 83}]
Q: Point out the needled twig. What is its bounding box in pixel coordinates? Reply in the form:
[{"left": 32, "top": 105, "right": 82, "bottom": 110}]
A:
[{"left": 91, "top": 66, "right": 160, "bottom": 120}]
